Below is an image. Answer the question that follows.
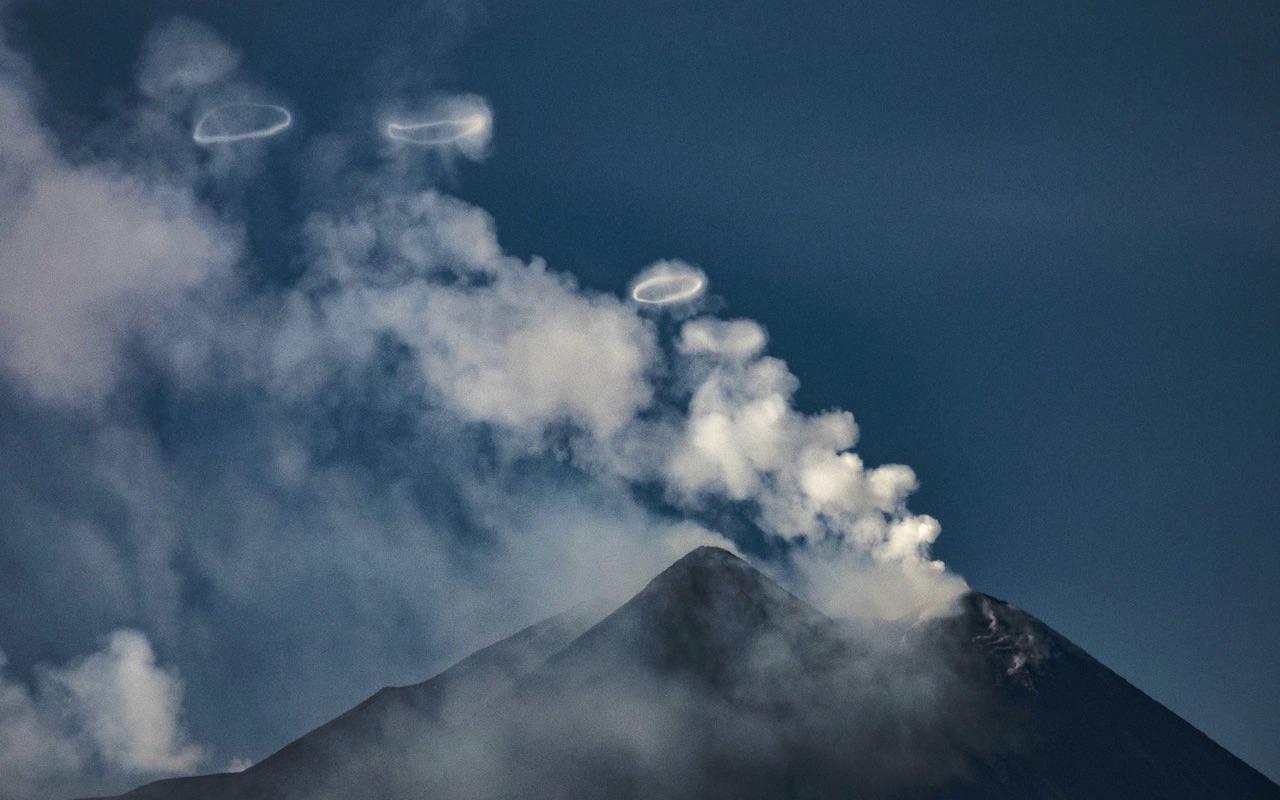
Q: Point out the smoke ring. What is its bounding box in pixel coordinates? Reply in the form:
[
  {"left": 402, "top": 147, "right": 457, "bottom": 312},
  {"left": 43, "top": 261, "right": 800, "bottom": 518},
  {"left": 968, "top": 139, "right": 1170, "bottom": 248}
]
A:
[
  {"left": 192, "top": 103, "right": 292, "bottom": 145},
  {"left": 387, "top": 115, "right": 489, "bottom": 146},
  {"left": 631, "top": 273, "right": 706, "bottom": 305}
]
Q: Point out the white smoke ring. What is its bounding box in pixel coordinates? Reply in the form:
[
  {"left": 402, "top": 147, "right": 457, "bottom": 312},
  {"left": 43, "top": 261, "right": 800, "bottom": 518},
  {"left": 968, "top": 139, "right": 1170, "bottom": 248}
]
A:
[
  {"left": 629, "top": 260, "right": 708, "bottom": 306},
  {"left": 192, "top": 102, "right": 292, "bottom": 145},
  {"left": 387, "top": 114, "right": 490, "bottom": 146}
]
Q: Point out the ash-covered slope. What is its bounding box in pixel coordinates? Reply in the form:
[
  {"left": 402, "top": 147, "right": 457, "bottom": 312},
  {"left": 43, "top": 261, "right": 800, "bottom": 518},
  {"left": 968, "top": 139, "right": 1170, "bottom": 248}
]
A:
[{"left": 96, "top": 547, "right": 1278, "bottom": 800}]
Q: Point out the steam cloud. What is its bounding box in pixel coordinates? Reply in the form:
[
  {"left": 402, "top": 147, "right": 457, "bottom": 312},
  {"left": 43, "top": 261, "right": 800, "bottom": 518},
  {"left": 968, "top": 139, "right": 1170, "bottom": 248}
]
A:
[
  {"left": 0, "top": 632, "right": 202, "bottom": 800},
  {"left": 0, "top": 12, "right": 968, "bottom": 798}
]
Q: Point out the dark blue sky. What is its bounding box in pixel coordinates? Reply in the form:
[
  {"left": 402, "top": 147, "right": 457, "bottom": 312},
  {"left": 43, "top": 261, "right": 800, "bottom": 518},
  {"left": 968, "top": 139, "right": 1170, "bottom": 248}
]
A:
[{"left": 10, "top": 0, "right": 1279, "bottom": 780}]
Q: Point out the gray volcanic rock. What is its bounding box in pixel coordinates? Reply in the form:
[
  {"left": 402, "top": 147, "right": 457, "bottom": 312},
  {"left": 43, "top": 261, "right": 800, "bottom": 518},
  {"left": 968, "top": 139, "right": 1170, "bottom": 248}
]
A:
[{"left": 95, "top": 547, "right": 1279, "bottom": 800}]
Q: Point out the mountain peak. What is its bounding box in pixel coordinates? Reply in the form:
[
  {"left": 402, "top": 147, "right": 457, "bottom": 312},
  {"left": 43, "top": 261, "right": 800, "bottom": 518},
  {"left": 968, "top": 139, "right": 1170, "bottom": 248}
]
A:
[
  {"left": 671, "top": 544, "right": 741, "bottom": 565},
  {"left": 640, "top": 545, "right": 757, "bottom": 593},
  {"left": 543, "top": 544, "right": 835, "bottom": 688},
  {"left": 630, "top": 544, "right": 809, "bottom": 620}
]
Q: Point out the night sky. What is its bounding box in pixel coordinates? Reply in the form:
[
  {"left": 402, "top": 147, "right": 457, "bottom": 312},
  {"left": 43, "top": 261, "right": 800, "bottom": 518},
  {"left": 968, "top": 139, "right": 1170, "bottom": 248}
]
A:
[{"left": 5, "top": 0, "right": 1279, "bottom": 784}]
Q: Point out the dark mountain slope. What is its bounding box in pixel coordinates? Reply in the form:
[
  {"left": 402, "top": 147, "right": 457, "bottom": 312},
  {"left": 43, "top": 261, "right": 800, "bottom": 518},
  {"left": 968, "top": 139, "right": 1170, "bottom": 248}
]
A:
[
  {"left": 96, "top": 547, "right": 1279, "bottom": 800},
  {"left": 935, "top": 593, "right": 1280, "bottom": 799},
  {"left": 539, "top": 544, "right": 839, "bottom": 681},
  {"left": 99, "top": 602, "right": 600, "bottom": 800}
]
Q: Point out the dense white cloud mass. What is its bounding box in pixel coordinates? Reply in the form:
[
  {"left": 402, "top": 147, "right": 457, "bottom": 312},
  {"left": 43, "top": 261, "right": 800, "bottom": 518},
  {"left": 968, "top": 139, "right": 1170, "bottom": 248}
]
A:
[
  {"left": 657, "top": 316, "right": 967, "bottom": 618},
  {"left": 0, "top": 632, "right": 201, "bottom": 800},
  {"left": 40, "top": 630, "right": 203, "bottom": 775},
  {"left": 137, "top": 17, "right": 241, "bottom": 98},
  {"left": 0, "top": 12, "right": 967, "bottom": 798},
  {"left": 281, "top": 192, "right": 658, "bottom": 439}
]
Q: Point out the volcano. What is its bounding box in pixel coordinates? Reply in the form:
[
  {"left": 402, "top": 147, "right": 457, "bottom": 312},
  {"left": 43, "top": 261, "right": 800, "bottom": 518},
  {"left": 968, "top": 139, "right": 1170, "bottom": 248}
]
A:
[{"left": 95, "top": 547, "right": 1278, "bottom": 799}]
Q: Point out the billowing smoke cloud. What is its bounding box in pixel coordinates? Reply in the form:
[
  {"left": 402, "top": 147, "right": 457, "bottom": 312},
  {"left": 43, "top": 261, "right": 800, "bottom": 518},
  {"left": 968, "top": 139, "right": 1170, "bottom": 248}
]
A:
[
  {"left": 295, "top": 193, "right": 657, "bottom": 442},
  {"left": 663, "top": 316, "right": 969, "bottom": 618},
  {"left": 0, "top": 631, "right": 201, "bottom": 800},
  {"left": 280, "top": 189, "right": 962, "bottom": 616},
  {"left": 38, "top": 630, "right": 203, "bottom": 776},
  {"left": 0, "top": 12, "right": 967, "bottom": 798}
]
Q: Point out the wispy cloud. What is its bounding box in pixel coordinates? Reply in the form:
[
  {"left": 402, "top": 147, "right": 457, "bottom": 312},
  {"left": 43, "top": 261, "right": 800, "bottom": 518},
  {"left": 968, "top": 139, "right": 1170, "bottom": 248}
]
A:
[{"left": 137, "top": 17, "right": 241, "bottom": 99}]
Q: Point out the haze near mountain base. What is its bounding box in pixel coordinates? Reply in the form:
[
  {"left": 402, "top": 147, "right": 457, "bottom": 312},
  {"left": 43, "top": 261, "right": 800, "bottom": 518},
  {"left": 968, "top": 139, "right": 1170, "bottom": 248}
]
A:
[{"left": 96, "top": 547, "right": 1279, "bottom": 800}]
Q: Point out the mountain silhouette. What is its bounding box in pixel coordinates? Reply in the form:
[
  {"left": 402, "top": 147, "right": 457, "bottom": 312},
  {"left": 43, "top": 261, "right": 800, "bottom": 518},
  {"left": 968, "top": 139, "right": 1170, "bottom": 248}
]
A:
[{"left": 94, "top": 546, "right": 1279, "bottom": 799}]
